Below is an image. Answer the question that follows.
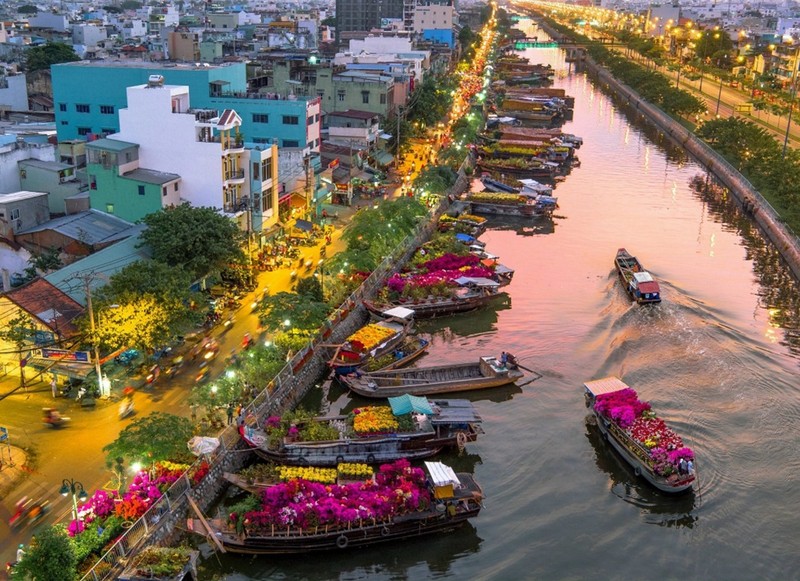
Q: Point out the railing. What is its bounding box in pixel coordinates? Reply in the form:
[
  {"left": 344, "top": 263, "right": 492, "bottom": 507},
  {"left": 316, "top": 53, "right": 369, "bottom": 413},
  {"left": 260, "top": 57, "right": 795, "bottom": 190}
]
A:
[
  {"left": 79, "top": 163, "right": 463, "bottom": 581},
  {"left": 224, "top": 169, "right": 245, "bottom": 181}
]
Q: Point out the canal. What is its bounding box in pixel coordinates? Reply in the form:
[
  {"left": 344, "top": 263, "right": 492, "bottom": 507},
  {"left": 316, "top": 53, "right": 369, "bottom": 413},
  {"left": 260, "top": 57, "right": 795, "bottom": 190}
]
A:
[{"left": 197, "top": 19, "right": 800, "bottom": 580}]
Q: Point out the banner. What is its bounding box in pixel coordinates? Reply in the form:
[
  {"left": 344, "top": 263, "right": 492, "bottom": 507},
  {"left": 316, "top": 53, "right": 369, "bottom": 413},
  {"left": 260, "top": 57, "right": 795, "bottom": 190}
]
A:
[{"left": 41, "top": 348, "right": 90, "bottom": 362}]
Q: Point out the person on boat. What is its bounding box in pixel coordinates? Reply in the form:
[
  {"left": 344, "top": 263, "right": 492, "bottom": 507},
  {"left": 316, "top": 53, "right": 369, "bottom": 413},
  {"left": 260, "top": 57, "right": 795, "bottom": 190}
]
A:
[
  {"left": 500, "top": 351, "right": 508, "bottom": 367},
  {"left": 678, "top": 458, "right": 689, "bottom": 475},
  {"left": 687, "top": 459, "right": 694, "bottom": 475}
]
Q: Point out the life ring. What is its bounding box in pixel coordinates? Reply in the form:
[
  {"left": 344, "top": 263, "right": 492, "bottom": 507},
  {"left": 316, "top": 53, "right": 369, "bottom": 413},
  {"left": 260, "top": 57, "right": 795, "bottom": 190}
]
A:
[
  {"left": 381, "top": 526, "right": 390, "bottom": 537},
  {"left": 367, "top": 454, "right": 376, "bottom": 464},
  {"left": 336, "top": 455, "right": 344, "bottom": 464},
  {"left": 634, "top": 466, "right": 642, "bottom": 477},
  {"left": 336, "top": 535, "right": 348, "bottom": 549}
]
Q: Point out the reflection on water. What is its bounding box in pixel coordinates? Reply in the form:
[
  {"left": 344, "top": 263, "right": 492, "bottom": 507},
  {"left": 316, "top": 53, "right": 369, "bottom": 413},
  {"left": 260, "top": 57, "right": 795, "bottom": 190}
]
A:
[
  {"left": 419, "top": 294, "right": 512, "bottom": 338},
  {"left": 584, "top": 417, "right": 699, "bottom": 529},
  {"left": 482, "top": 215, "right": 556, "bottom": 236}
]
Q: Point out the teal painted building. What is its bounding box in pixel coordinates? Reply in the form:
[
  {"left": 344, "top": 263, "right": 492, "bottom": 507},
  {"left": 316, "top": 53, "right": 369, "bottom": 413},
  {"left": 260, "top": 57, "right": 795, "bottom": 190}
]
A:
[
  {"left": 85, "top": 138, "right": 181, "bottom": 222},
  {"left": 52, "top": 61, "right": 321, "bottom": 152}
]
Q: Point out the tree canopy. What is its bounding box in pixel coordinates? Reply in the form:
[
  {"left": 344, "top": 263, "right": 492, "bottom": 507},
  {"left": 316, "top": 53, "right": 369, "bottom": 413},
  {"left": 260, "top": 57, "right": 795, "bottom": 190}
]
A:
[
  {"left": 12, "top": 525, "right": 77, "bottom": 581},
  {"left": 24, "top": 43, "right": 80, "bottom": 73},
  {"left": 103, "top": 412, "right": 194, "bottom": 466},
  {"left": 18, "top": 4, "right": 38, "bottom": 14},
  {"left": 257, "top": 290, "right": 331, "bottom": 335},
  {"left": 139, "top": 204, "right": 244, "bottom": 280}
]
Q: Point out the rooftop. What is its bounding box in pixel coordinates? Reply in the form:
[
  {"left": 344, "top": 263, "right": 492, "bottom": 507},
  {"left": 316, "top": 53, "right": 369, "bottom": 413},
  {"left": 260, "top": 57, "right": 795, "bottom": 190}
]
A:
[
  {"left": 327, "top": 109, "right": 380, "bottom": 120},
  {"left": 85, "top": 138, "right": 138, "bottom": 152},
  {"left": 0, "top": 191, "right": 49, "bottom": 203},
  {"left": 19, "top": 159, "right": 75, "bottom": 171},
  {"left": 123, "top": 168, "right": 180, "bottom": 185},
  {"left": 4, "top": 278, "right": 84, "bottom": 337},
  {"left": 18, "top": 209, "right": 139, "bottom": 246}
]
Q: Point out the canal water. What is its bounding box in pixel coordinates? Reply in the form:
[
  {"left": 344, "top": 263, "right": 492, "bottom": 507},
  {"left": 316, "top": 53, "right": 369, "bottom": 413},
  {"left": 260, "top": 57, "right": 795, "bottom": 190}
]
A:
[{"left": 198, "top": 19, "right": 800, "bottom": 580}]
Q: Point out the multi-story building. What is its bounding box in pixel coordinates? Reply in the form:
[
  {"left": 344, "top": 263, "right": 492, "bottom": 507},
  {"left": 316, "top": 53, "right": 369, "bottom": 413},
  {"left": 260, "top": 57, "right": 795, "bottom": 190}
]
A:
[
  {"left": 51, "top": 61, "right": 321, "bottom": 154},
  {"left": 326, "top": 109, "right": 381, "bottom": 149},
  {"left": 168, "top": 30, "right": 201, "bottom": 62},
  {"left": 412, "top": 1, "right": 455, "bottom": 47},
  {"left": 334, "top": 0, "right": 405, "bottom": 47}
]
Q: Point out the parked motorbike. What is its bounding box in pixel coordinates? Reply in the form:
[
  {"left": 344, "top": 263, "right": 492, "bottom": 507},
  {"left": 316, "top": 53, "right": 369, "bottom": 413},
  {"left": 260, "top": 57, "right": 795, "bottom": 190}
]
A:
[
  {"left": 290, "top": 270, "right": 298, "bottom": 282},
  {"left": 75, "top": 386, "right": 98, "bottom": 406}
]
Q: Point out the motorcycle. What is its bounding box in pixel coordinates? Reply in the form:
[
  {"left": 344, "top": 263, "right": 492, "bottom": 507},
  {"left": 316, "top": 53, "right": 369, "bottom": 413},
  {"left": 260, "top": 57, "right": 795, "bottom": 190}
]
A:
[
  {"left": 221, "top": 316, "right": 235, "bottom": 332},
  {"left": 75, "top": 386, "right": 98, "bottom": 406},
  {"left": 145, "top": 365, "right": 160, "bottom": 386},
  {"left": 9, "top": 498, "right": 49, "bottom": 530},
  {"left": 119, "top": 399, "right": 135, "bottom": 419},
  {"left": 290, "top": 270, "right": 298, "bottom": 282},
  {"left": 42, "top": 408, "right": 71, "bottom": 427}
]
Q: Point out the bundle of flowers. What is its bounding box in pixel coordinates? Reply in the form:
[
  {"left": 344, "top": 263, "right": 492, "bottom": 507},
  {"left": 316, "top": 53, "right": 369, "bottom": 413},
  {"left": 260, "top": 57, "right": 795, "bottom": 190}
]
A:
[
  {"left": 439, "top": 215, "right": 457, "bottom": 223},
  {"left": 232, "top": 459, "right": 430, "bottom": 532},
  {"left": 421, "top": 253, "right": 481, "bottom": 272},
  {"left": 594, "top": 388, "right": 694, "bottom": 474},
  {"left": 467, "top": 192, "right": 527, "bottom": 205},
  {"left": 348, "top": 323, "right": 397, "bottom": 353},
  {"left": 337, "top": 463, "right": 374, "bottom": 479},
  {"left": 277, "top": 466, "right": 337, "bottom": 484},
  {"left": 387, "top": 266, "right": 495, "bottom": 295},
  {"left": 352, "top": 406, "right": 399, "bottom": 434},
  {"left": 458, "top": 214, "right": 487, "bottom": 225}
]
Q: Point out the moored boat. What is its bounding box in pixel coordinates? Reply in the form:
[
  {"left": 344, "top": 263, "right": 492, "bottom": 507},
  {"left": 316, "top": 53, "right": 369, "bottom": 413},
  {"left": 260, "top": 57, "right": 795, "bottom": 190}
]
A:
[
  {"left": 190, "top": 460, "right": 483, "bottom": 555},
  {"left": 240, "top": 395, "right": 483, "bottom": 466},
  {"left": 614, "top": 248, "right": 661, "bottom": 304},
  {"left": 583, "top": 376, "right": 696, "bottom": 494},
  {"left": 328, "top": 307, "right": 414, "bottom": 370},
  {"left": 339, "top": 356, "right": 525, "bottom": 398},
  {"left": 466, "top": 191, "right": 557, "bottom": 217}
]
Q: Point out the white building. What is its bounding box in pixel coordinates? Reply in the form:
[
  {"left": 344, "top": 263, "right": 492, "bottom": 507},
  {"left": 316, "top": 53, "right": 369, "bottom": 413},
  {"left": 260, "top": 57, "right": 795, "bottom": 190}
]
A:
[
  {"left": 0, "top": 135, "right": 56, "bottom": 195},
  {"left": 0, "top": 73, "right": 29, "bottom": 113},
  {"left": 26, "top": 13, "right": 70, "bottom": 33},
  {"left": 72, "top": 23, "right": 108, "bottom": 47},
  {"left": 412, "top": 3, "right": 454, "bottom": 33},
  {"left": 121, "top": 19, "right": 149, "bottom": 40}
]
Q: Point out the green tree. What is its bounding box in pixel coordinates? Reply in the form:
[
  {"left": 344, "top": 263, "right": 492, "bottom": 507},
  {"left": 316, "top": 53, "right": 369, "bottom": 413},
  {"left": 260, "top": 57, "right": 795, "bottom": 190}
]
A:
[
  {"left": 0, "top": 311, "right": 36, "bottom": 387},
  {"left": 24, "top": 43, "right": 80, "bottom": 73},
  {"left": 12, "top": 525, "right": 77, "bottom": 581},
  {"left": 120, "top": 0, "right": 143, "bottom": 8},
  {"left": 86, "top": 297, "right": 173, "bottom": 354},
  {"left": 258, "top": 290, "right": 331, "bottom": 335},
  {"left": 18, "top": 4, "right": 38, "bottom": 14},
  {"left": 103, "top": 412, "right": 194, "bottom": 466},
  {"left": 139, "top": 204, "right": 244, "bottom": 280},
  {"left": 694, "top": 29, "right": 733, "bottom": 62}
]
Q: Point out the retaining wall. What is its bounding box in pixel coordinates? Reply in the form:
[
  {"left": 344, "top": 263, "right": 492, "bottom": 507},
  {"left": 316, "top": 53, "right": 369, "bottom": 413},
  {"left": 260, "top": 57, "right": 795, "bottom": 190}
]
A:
[{"left": 535, "top": 18, "right": 800, "bottom": 281}]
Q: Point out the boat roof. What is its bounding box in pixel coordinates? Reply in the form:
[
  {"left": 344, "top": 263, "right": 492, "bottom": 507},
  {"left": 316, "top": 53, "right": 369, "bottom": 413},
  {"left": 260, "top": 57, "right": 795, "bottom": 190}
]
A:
[
  {"left": 429, "top": 399, "right": 482, "bottom": 424},
  {"left": 455, "top": 233, "right": 477, "bottom": 243},
  {"left": 495, "top": 263, "right": 514, "bottom": 274},
  {"left": 637, "top": 281, "right": 660, "bottom": 293},
  {"left": 381, "top": 306, "right": 415, "bottom": 320},
  {"left": 388, "top": 394, "right": 434, "bottom": 416},
  {"left": 425, "top": 461, "right": 461, "bottom": 488},
  {"left": 453, "top": 276, "right": 500, "bottom": 287},
  {"left": 584, "top": 376, "right": 630, "bottom": 397},
  {"left": 633, "top": 271, "right": 654, "bottom": 283}
]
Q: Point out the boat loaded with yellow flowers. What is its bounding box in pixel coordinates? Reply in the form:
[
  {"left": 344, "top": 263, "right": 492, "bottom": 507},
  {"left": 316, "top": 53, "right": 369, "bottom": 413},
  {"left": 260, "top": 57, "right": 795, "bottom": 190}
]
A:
[
  {"left": 584, "top": 376, "right": 696, "bottom": 494},
  {"left": 223, "top": 462, "right": 376, "bottom": 494},
  {"left": 190, "top": 460, "right": 483, "bottom": 555},
  {"left": 239, "top": 395, "right": 483, "bottom": 466},
  {"left": 466, "top": 191, "right": 557, "bottom": 218},
  {"left": 328, "top": 307, "right": 414, "bottom": 371}
]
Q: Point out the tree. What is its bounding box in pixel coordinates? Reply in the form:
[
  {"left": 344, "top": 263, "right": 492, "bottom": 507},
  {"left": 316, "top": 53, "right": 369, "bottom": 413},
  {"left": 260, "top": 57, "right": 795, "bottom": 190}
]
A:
[
  {"left": 24, "top": 43, "right": 80, "bottom": 73},
  {"left": 12, "top": 525, "right": 77, "bottom": 581},
  {"left": 103, "top": 412, "right": 194, "bottom": 466},
  {"left": 120, "top": 0, "right": 143, "bottom": 8},
  {"left": 257, "top": 291, "right": 331, "bottom": 335},
  {"left": 0, "top": 311, "right": 36, "bottom": 387},
  {"left": 87, "top": 297, "right": 173, "bottom": 354},
  {"left": 695, "top": 29, "right": 733, "bottom": 62},
  {"left": 139, "top": 204, "right": 244, "bottom": 280},
  {"left": 18, "top": 4, "right": 38, "bottom": 14},
  {"left": 295, "top": 276, "right": 323, "bottom": 302}
]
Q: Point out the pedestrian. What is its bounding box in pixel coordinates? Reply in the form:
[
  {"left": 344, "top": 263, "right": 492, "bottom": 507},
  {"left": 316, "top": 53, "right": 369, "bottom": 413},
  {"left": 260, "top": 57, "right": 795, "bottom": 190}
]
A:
[
  {"left": 190, "top": 404, "right": 197, "bottom": 423},
  {"left": 236, "top": 409, "right": 246, "bottom": 429},
  {"left": 678, "top": 458, "right": 689, "bottom": 475},
  {"left": 226, "top": 402, "right": 234, "bottom": 425},
  {"left": 50, "top": 375, "right": 58, "bottom": 398},
  {"left": 16, "top": 544, "right": 24, "bottom": 562}
]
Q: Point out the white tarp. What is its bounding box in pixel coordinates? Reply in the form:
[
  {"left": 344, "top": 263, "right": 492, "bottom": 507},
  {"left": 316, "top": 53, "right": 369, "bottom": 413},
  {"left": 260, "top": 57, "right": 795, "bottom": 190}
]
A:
[
  {"left": 188, "top": 436, "right": 220, "bottom": 456},
  {"left": 382, "top": 306, "right": 415, "bottom": 320},
  {"left": 425, "top": 461, "right": 461, "bottom": 488}
]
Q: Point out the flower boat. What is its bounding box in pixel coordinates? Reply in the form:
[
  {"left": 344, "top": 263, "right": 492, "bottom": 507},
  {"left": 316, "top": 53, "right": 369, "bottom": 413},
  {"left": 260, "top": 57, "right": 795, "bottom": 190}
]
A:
[
  {"left": 328, "top": 308, "right": 414, "bottom": 370},
  {"left": 466, "top": 191, "right": 557, "bottom": 218},
  {"left": 363, "top": 280, "right": 502, "bottom": 319},
  {"left": 583, "top": 376, "right": 696, "bottom": 494},
  {"left": 360, "top": 335, "right": 431, "bottom": 372},
  {"left": 240, "top": 395, "right": 483, "bottom": 466},
  {"left": 190, "top": 460, "right": 483, "bottom": 555},
  {"left": 338, "top": 356, "right": 525, "bottom": 398},
  {"left": 224, "top": 463, "right": 374, "bottom": 495},
  {"left": 476, "top": 158, "right": 557, "bottom": 179},
  {"left": 614, "top": 248, "right": 661, "bottom": 304}
]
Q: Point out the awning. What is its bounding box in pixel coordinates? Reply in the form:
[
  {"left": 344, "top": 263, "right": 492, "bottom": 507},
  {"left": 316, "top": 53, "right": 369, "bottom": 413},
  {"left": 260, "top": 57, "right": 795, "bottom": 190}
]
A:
[
  {"left": 374, "top": 151, "right": 394, "bottom": 166},
  {"left": 188, "top": 436, "right": 220, "bottom": 456},
  {"left": 293, "top": 219, "right": 313, "bottom": 232},
  {"left": 389, "top": 394, "right": 434, "bottom": 416},
  {"left": 453, "top": 276, "right": 500, "bottom": 288},
  {"left": 425, "top": 461, "right": 461, "bottom": 488},
  {"left": 279, "top": 193, "right": 292, "bottom": 204},
  {"left": 381, "top": 306, "right": 415, "bottom": 320},
  {"left": 379, "top": 132, "right": 393, "bottom": 140}
]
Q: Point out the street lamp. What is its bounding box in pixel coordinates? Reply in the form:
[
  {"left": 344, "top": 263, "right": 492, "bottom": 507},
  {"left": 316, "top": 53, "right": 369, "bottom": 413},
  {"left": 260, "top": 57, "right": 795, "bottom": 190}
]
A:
[{"left": 60, "top": 478, "right": 88, "bottom": 523}]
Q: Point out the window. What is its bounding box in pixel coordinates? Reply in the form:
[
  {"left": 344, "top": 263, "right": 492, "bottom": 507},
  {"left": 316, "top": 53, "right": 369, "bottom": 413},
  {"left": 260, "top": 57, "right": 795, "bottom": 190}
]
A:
[
  {"left": 307, "top": 116, "right": 314, "bottom": 126},
  {"left": 253, "top": 113, "right": 269, "bottom": 123},
  {"left": 60, "top": 121, "right": 68, "bottom": 126},
  {"left": 283, "top": 139, "right": 299, "bottom": 147},
  {"left": 361, "top": 91, "right": 370, "bottom": 104},
  {"left": 162, "top": 186, "right": 167, "bottom": 197},
  {"left": 76, "top": 104, "right": 90, "bottom": 113},
  {"left": 380, "top": 93, "right": 387, "bottom": 104},
  {"left": 252, "top": 162, "right": 260, "bottom": 180},
  {"left": 101, "top": 128, "right": 115, "bottom": 136},
  {"left": 262, "top": 160, "right": 273, "bottom": 180},
  {"left": 106, "top": 203, "right": 114, "bottom": 214},
  {"left": 100, "top": 105, "right": 115, "bottom": 114},
  {"left": 19, "top": 169, "right": 26, "bottom": 179},
  {"left": 337, "top": 91, "right": 345, "bottom": 102},
  {"left": 89, "top": 175, "right": 97, "bottom": 190},
  {"left": 262, "top": 189, "right": 273, "bottom": 211},
  {"left": 77, "top": 127, "right": 91, "bottom": 136},
  {"left": 59, "top": 103, "right": 67, "bottom": 112},
  {"left": 282, "top": 115, "right": 299, "bottom": 125},
  {"left": 10, "top": 208, "right": 19, "bottom": 220},
  {"left": 138, "top": 185, "right": 145, "bottom": 196},
  {"left": 174, "top": 183, "right": 178, "bottom": 191},
  {"left": 316, "top": 89, "right": 325, "bottom": 98}
]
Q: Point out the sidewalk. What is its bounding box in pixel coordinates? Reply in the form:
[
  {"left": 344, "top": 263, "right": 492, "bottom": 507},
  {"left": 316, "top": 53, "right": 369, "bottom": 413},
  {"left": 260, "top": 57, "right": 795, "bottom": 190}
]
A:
[{"left": 0, "top": 444, "right": 29, "bottom": 498}]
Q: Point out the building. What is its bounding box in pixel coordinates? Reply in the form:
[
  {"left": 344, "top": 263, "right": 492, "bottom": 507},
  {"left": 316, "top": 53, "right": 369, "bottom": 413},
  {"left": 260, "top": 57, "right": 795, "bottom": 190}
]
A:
[
  {"left": 0, "top": 72, "right": 29, "bottom": 114},
  {"left": 72, "top": 23, "right": 108, "bottom": 47},
  {"left": 168, "top": 30, "right": 201, "bottom": 62},
  {"left": 412, "top": 2, "right": 455, "bottom": 48},
  {"left": 51, "top": 61, "right": 321, "bottom": 153},
  {"left": 335, "top": 0, "right": 405, "bottom": 47},
  {"left": 18, "top": 159, "right": 83, "bottom": 216},
  {"left": 0, "top": 191, "right": 50, "bottom": 240},
  {"left": 85, "top": 137, "right": 182, "bottom": 223},
  {"left": 326, "top": 109, "right": 381, "bottom": 149}
]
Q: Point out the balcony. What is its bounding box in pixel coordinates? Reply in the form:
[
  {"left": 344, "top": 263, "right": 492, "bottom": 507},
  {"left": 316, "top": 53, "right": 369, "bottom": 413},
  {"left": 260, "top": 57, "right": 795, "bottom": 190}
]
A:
[
  {"left": 224, "top": 169, "right": 246, "bottom": 185},
  {"left": 223, "top": 139, "right": 245, "bottom": 153}
]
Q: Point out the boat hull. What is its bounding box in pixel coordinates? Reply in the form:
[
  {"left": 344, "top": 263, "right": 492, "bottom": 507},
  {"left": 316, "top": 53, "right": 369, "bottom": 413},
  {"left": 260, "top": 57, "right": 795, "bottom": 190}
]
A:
[
  {"left": 364, "top": 295, "right": 497, "bottom": 319},
  {"left": 614, "top": 249, "right": 661, "bottom": 304},
  {"left": 468, "top": 200, "right": 550, "bottom": 217}
]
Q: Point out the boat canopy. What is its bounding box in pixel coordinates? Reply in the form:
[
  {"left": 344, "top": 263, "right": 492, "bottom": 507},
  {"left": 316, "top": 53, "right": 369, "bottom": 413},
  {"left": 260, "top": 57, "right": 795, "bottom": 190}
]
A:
[
  {"left": 633, "top": 271, "right": 655, "bottom": 283},
  {"left": 453, "top": 276, "right": 500, "bottom": 288},
  {"left": 429, "top": 399, "right": 483, "bottom": 425},
  {"left": 381, "top": 306, "right": 415, "bottom": 320},
  {"left": 388, "top": 394, "right": 434, "bottom": 416},
  {"left": 425, "top": 461, "right": 461, "bottom": 488},
  {"left": 583, "top": 376, "right": 630, "bottom": 397},
  {"left": 494, "top": 264, "right": 514, "bottom": 274}
]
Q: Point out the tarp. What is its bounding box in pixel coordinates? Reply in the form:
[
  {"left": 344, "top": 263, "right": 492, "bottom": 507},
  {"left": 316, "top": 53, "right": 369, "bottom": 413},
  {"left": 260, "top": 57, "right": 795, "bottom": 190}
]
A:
[
  {"left": 293, "top": 219, "right": 313, "bottom": 232},
  {"left": 425, "top": 461, "right": 461, "bottom": 488},
  {"left": 455, "top": 233, "right": 476, "bottom": 243},
  {"left": 453, "top": 276, "right": 500, "bottom": 288},
  {"left": 388, "top": 394, "right": 434, "bottom": 416},
  {"left": 374, "top": 150, "right": 394, "bottom": 166},
  {"left": 381, "top": 306, "right": 415, "bottom": 320},
  {"left": 188, "top": 436, "right": 220, "bottom": 456}
]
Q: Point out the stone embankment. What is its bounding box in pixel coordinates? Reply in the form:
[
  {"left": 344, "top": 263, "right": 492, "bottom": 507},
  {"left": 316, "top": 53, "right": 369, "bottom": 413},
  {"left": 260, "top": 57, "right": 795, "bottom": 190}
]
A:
[{"left": 535, "top": 17, "right": 800, "bottom": 281}]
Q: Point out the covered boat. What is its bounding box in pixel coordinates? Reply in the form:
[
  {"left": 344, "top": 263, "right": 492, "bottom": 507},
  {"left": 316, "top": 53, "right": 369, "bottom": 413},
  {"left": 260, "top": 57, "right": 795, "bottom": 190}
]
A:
[
  {"left": 328, "top": 307, "right": 414, "bottom": 370},
  {"left": 614, "top": 248, "right": 661, "bottom": 304},
  {"left": 240, "top": 396, "right": 483, "bottom": 466},
  {"left": 466, "top": 191, "right": 556, "bottom": 217},
  {"left": 583, "top": 376, "right": 696, "bottom": 494},
  {"left": 339, "top": 355, "right": 525, "bottom": 398},
  {"left": 189, "top": 459, "right": 483, "bottom": 555}
]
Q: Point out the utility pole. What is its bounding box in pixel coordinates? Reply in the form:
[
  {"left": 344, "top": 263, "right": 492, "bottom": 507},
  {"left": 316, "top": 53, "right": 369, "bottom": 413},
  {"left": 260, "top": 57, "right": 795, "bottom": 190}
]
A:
[{"left": 69, "top": 272, "right": 106, "bottom": 398}]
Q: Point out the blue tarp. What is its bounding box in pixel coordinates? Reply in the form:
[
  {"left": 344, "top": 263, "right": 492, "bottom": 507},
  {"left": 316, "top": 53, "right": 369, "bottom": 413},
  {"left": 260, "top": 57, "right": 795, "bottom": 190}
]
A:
[
  {"left": 388, "top": 394, "right": 434, "bottom": 416},
  {"left": 294, "top": 219, "right": 314, "bottom": 232},
  {"left": 455, "top": 233, "right": 476, "bottom": 243}
]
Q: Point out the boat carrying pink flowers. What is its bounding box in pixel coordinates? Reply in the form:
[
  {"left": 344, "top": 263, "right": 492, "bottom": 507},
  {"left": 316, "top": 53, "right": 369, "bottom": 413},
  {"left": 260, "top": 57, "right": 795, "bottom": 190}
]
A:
[
  {"left": 189, "top": 459, "right": 483, "bottom": 554},
  {"left": 583, "top": 376, "right": 696, "bottom": 494}
]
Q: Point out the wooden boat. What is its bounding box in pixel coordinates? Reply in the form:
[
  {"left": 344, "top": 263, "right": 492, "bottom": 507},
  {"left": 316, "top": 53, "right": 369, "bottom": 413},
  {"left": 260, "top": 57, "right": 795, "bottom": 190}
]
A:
[
  {"left": 240, "top": 396, "right": 483, "bottom": 466},
  {"left": 583, "top": 376, "right": 696, "bottom": 494},
  {"left": 328, "top": 307, "right": 414, "bottom": 370},
  {"left": 466, "top": 191, "right": 557, "bottom": 217},
  {"left": 358, "top": 335, "right": 431, "bottom": 373},
  {"left": 339, "top": 356, "right": 525, "bottom": 398},
  {"left": 190, "top": 461, "right": 483, "bottom": 555},
  {"left": 614, "top": 248, "right": 661, "bottom": 304},
  {"left": 363, "top": 277, "right": 504, "bottom": 319},
  {"left": 476, "top": 159, "right": 556, "bottom": 179}
]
